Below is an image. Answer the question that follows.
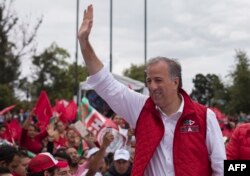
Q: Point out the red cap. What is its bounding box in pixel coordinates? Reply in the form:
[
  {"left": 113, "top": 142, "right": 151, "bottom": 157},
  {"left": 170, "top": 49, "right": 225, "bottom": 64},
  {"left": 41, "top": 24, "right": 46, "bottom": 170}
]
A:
[{"left": 28, "top": 152, "right": 68, "bottom": 173}]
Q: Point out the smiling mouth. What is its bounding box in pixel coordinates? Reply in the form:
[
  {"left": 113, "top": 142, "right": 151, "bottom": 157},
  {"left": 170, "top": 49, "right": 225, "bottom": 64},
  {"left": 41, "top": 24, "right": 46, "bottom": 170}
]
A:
[{"left": 152, "top": 92, "right": 162, "bottom": 98}]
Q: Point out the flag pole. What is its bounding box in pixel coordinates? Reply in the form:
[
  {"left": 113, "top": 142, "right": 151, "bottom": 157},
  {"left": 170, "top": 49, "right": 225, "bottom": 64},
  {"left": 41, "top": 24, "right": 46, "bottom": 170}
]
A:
[
  {"left": 110, "top": 0, "right": 113, "bottom": 72},
  {"left": 144, "top": 0, "right": 147, "bottom": 85},
  {"left": 75, "top": 0, "right": 80, "bottom": 104}
]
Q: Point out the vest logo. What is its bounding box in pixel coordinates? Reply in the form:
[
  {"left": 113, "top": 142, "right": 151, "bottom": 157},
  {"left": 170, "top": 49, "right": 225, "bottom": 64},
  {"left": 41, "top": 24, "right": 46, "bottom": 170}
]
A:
[
  {"left": 224, "top": 160, "right": 250, "bottom": 176},
  {"left": 180, "top": 119, "right": 199, "bottom": 133},
  {"left": 183, "top": 119, "right": 195, "bottom": 125}
]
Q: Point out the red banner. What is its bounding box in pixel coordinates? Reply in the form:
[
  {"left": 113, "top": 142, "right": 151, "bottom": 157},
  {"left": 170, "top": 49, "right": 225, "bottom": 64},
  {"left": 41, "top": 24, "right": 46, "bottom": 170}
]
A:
[
  {"left": 53, "top": 99, "right": 77, "bottom": 123},
  {"left": 33, "top": 91, "right": 53, "bottom": 130}
]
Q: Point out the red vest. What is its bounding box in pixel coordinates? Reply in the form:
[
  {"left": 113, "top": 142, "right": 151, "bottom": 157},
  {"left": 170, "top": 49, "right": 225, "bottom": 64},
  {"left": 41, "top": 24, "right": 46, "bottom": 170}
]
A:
[{"left": 132, "top": 89, "right": 212, "bottom": 176}]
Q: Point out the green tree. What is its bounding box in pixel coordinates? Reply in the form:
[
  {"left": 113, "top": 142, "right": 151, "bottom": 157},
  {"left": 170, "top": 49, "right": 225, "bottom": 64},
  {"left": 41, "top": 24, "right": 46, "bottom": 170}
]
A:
[
  {"left": 190, "top": 74, "right": 208, "bottom": 105},
  {"left": 226, "top": 50, "right": 250, "bottom": 114},
  {"left": 30, "top": 43, "right": 88, "bottom": 104},
  {"left": 0, "top": 84, "right": 16, "bottom": 109},
  {"left": 0, "top": 0, "right": 19, "bottom": 85},
  {"left": 206, "top": 74, "right": 229, "bottom": 111},
  {"left": 31, "top": 43, "right": 70, "bottom": 99},
  {"left": 190, "top": 73, "right": 228, "bottom": 109},
  {"left": 0, "top": 0, "right": 41, "bottom": 109},
  {"left": 48, "top": 63, "right": 88, "bottom": 103},
  {"left": 123, "top": 64, "right": 145, "bottom": 83}
]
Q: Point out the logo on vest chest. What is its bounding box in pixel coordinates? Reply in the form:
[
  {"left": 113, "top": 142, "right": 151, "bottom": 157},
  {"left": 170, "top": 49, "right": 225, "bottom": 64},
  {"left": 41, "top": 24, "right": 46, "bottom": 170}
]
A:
[{"left": 180, "top": 119, "right": 199, "bottom": 133}]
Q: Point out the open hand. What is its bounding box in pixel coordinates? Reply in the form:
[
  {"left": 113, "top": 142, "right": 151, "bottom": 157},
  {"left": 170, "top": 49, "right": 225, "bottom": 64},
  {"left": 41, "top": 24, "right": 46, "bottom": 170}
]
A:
[{"left": 78, "top": 5, "right": 93, "bottom": 46}]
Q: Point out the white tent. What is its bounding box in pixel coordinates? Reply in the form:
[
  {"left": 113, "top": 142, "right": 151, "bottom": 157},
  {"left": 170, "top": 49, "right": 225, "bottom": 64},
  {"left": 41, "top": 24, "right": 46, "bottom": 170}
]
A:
[
  {"left": 78, "top": 74, "right": 148, "bottom": 116},
  {"left": 79, "top": 73, "right": 148, "bottom": 96}
]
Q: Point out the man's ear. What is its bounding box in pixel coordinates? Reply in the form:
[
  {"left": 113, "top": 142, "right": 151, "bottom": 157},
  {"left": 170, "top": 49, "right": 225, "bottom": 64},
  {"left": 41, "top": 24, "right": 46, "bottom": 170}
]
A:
[{"left": 173, "top": 77, "right": 179, "bottom": 90}]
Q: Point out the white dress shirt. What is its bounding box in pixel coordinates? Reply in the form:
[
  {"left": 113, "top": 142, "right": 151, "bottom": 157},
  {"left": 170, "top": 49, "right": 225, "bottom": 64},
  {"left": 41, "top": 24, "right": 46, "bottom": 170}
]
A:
[{"left": 87, "top": 66, "right": 226, "bottom": 176}]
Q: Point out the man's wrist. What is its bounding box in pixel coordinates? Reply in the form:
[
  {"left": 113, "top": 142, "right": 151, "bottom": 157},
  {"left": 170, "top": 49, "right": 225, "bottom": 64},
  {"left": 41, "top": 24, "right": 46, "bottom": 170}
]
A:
[{"left": 79, "top": 39, "right": 89, "bottom": 48}]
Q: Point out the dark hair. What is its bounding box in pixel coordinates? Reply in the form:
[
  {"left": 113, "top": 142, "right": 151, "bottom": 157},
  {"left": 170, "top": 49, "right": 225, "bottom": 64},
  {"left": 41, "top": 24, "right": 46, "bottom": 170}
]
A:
[
  {"left": 0, "top": 124, "right": 6, "bottom": 130},
  {"left": 54, "top": 148, "right": 72, "bottom": 166},
  {"left": 27, "top": 170, "right": 44, "bottom": 176},
  {"left": 19, "top": 148, "right": 29, "bottom": 157},
  {"left": 0, "top": 145, "right": 20, "bottom": 165},
  {"left": 146, "top": 56, "right": 182, "bottom": 90},
  {"left": 28, "top": 124, "right": 40, "bottom": 132},
  {"left": 105, "top": 152, "right": 114, "bottom": 166},
  {"left": 27, "top": 166, "right": 56, "bottom": 176},
  {"left": 0, "top": 167, "right": 11, "bottom": 174}
]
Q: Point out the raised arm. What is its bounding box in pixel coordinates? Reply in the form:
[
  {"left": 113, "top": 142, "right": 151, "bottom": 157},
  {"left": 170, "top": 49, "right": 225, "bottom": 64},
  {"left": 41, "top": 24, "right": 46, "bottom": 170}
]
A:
[
  {"left": 78, "top": 4, "right": 103, "bottom": 75},
  {"left": 86, "top": 132, "right": 114, "bottom": 176}
]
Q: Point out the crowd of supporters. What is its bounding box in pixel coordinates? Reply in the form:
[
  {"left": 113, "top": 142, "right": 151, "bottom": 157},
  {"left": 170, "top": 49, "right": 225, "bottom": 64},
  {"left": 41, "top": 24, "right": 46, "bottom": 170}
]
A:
[
  {"left": 0, "top": 106, "right": 250, "bottom": 176},
  {"left": 0, "top": 110, "right": 134, "bottom": 176}
]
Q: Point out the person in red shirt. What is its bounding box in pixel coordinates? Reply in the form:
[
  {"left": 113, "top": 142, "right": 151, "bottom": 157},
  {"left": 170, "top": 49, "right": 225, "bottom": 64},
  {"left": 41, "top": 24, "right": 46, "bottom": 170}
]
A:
[
  {"left": 226, "top": 123, "right": 250, "bottom": 160},
  {"left": 53, "top": 120, "right": 68, "bottom": 148},
  {"left": 19, "top": 116, "right": 51, "bottom": 154}
]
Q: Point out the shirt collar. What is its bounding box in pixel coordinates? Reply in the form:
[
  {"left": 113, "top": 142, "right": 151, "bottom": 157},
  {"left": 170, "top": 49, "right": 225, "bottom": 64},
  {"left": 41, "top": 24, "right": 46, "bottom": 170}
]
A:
[{"left": 156, "top": 94, "right": 184, "bottom": 118}]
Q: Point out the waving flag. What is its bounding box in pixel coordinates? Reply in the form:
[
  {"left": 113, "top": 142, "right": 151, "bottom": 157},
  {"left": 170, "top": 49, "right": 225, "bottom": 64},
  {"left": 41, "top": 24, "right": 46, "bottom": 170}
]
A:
[
  {"left": 33, "top": 91, "right": 53, "bottom": 130},
  {"left": 210, "top": 107, "right": 228, "bottom": 128},
  {"left": 53, "top": 100, "right": 68, "bottom": 123},
  {"left": 53, "top": 99, "right": 77, "bottom": 123},
  {"left": 6, "top": 119, "right": 22, "bottom": 142},
  {"left": 65, "top": 100, "right": 77, "bottom": 122}
]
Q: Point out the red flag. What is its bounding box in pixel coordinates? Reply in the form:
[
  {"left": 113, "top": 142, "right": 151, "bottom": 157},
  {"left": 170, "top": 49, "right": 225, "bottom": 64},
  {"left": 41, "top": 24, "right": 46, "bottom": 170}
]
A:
[
  {"left": 210, "top": 107, "right": 226, "bottom": 120},
  {"left": 33, "top": 91, "right": 53, "bottom": 130},
  {"left": 52, "top": 99, "right": 63, "bottom": 113},
  {"left": 53, "top": 99, "right": 77, "bottom": 123},
  {"left": 6, "top": 119, "right": 22, "bottom": 142},
  {"left": 64, "top": 100, "right": 77, "bottom": 122},
  {"left": 0, "top": 105, "right": 16, "bottom": 115},
  {"left": 210, "top": 107, "right": 228, "bottom": 129},
  {"left": 53, "top": 100, "right": 67, "bottom": 123},
  {"left": 1, "top": 119, "right": 22, "bottom": 143},
  {"left": 53, "top": 99, "right": 68, "bottom": 113}
]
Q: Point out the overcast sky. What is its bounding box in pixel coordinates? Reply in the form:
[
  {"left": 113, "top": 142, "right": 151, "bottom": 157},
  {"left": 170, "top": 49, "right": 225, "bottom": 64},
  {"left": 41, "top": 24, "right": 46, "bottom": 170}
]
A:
[{"left": 13, "top": 0, "right": 250, "bottom": 93}]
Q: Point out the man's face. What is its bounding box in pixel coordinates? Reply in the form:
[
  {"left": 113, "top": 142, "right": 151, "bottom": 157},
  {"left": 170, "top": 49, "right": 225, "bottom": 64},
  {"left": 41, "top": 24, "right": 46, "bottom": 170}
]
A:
[
  {"left": 66, "top": 129, "right": 76, "bottom": 142},
  {"left": 146, "top": 61, "right": 179, "bottom": 109},
  {"left": 8, "top": 155, "right": 27, "bottom": 176},
  {"left": 112, "top": 115, "right": 123, "bottom": 126},
  {"left": 66, "top": 148, "right": 79, "bottom": 164},
  {"left": 114, "top": 160, "right": 130, "bottom": 174},
  {"left": 54, "top": 166, "right": 71, "bottom": 176},
  {"left": 20, "top": 156, "right": 31, "bottom": 171}
]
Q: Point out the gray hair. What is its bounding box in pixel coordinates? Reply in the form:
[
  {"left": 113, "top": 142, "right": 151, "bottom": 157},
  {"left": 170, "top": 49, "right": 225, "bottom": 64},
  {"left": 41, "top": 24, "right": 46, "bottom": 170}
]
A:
[{"left": 146, "top": 56, "right": 182, "bottom": 89}]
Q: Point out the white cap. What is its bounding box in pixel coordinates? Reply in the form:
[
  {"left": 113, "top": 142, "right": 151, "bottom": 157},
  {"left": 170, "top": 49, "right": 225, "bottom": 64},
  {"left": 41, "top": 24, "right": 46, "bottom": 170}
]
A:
[
  {"left": 114, "top": 149, "right": 130, "bottom": 161},
  {"left": 86, "top": 147, "right": 100, "bottom": 158}
]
